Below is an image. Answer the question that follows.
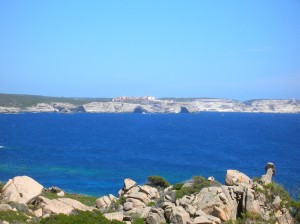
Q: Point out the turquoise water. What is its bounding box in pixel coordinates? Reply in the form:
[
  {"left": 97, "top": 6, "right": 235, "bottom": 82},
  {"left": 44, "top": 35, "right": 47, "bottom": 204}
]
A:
[{"left": 0, "top": 113, "right": 299, "bottom": 196}]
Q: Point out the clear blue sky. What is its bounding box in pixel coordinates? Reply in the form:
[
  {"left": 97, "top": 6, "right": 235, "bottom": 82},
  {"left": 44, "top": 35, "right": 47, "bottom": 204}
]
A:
[{"left": 1, "top": 1, "right": 300, "bottom": 100}]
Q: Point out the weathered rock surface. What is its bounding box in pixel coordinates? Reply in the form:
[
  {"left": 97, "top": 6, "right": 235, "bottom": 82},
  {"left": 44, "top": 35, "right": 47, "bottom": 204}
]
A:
[
  {"left": 225, "top": 170, "right": 253, "bottom": 187},
  {"left": 0, "top": 204, "right": 13, "bottom": 211},
  {"left": 123, "top": 178, "right": 137, "bottom": 191},
  {"left": 32, "top": 196, "right": 94, "bottom": 215},
  {"left": 0, "top": 176, "right": 43, "bottom": 204},
  {"left": 260, "top": 162, "right": 276, "bottom": 185},
  {"left": 104, "top": 211, "right": 124, "bottom": 221}
]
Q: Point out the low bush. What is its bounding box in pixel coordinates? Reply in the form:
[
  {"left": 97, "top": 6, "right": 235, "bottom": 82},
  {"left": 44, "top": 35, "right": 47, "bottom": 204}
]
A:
[
  {"left": 0, "top": 182, "right": 4, "bottom": 192},
  {"left": 147, "top": 176, "right": 170, "bottom": 189},
  {"left": 0, "top": 210, "right": 28, "bottom": 223},
  {"left": 290, "top": 194, "right": 300, "bottom": 223},
  {"left": 132, "top": 217, "right": 145, "bottom": 224},
  {"left": 40, "top": 210, "right": 125, "bottom": 224},
  {"left": 147, "top": 201, "right": 156, "bottom": 207},
  {"left": 175, "top": 176, "right": 210, "bottom": 199},
  {"left": 173, "top": 183, "right": 184, "bottom": 190}
]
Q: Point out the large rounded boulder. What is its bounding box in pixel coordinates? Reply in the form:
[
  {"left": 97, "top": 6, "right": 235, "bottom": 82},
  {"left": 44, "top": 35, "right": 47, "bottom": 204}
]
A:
[{"left": 1, "top": 176, "right": 44, "bottom": 204}]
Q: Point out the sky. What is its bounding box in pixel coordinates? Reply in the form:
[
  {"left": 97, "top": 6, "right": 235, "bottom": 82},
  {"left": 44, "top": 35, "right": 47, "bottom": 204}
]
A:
[{"left": 0, "top": 1, "right": 300, "bottom": 100}]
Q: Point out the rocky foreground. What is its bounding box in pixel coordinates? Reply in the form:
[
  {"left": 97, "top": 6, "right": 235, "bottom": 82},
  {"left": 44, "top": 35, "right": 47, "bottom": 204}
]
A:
[
  {"left": 1, "top": 97, "right": 300, "bottom": 114},
  {"left": 0, "top": 163, "right": 299, "bottom": 224}
]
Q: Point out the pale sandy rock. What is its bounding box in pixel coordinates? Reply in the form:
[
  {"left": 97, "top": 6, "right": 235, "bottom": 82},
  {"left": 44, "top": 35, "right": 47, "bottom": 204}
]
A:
[
  {"left": 195, "top": 210, "right": 207, "bottom": 217},
  {"left": 57, "top": 191, "right": 64, "bottom": 197},
  {"left": 109, "top": 194, "right": 117, "bottom": 202},
  {"left": 127, "top": 192, "right": 150, "bottom": 204},
  {"left": 96, "top": 195, "right": 112, "bottom": 208},
  {"left": 58, "top": 198, "right": 93, "bottom": 211},
  {"left": 0, "top": 106, "right": 20, "bottom": 113},
  {"left": 212, "top": 206, "right": 229, "bottom": 222},
  {"left": 192, "top": 215, "right": 221, "bottom": 224},
  {"left": 126, "top": 198, "right": 146, "bottom": 208},
  {"left": 42, "top": 198, "right": 74, "bottom": 215},
  {"left": 124, "top": 178, "right": 137, "bottom": 191},
  {"left": 261, "top": 162, "right": 276, "bottom": 185},
  {"left": 225, "top": 170, "right": 253, "bottom": 187},
  {"left": 272, "top": 196, "right": 281, "bottom": 209},
  {"left": 33, "top": 208, "right": 43, "bottom": 217},
  {"left": 170, "top": 206, "right": 190, "bottom": 224},
  {"left": 183, "top": 204, "right": 196, "bottom": 216},
  {"left": 245, "top": 189, "right": 262, "bottom": 215},
  {"left": 179, "top": 195, "right": 195, "bottom": 206},
  {"left": 104, "top": 211, "right": 124, "bottom": 221},
  {"left": 164, "top": 207, "right": 173, "bottom": 221},
  {"left": 0, "top": 204, "right": 13, "bottom": 211},
  {"left": 146, "top": 207, "right": 165, "bottom": 224},
  {"left": 118, "top": 189, "right": 124, "bottom": 198},
  {"left": 164, "top": 194, "right": 173, "bottom": 202},
  {"left": 162, "top": 201, "right": 174, "bottom": 210},
  {"left": 133, "top": 207, "right": 151, "bottom": 218},
  {"left": 1, "top": 176, "right": 43, "bottom": 204},
  {"left": 139, "top": 185, "right": 160, "bottom": 199},
  {"left": 37, "top": 196, "right": 93, "bottom": 215},
  {"left": 124, "top": 186, "right": 140, "bottom": 196},
  {"left": 123, "top": 201, "right": 133, "bottom": 211},
  {"left": 193, "top": 187, "right": 236, "bottom": 221},
  {"left": 25, "top": 103, "right": 58, "bottom": 113},
  {"left": 275, "top": 208, "right": 295, "bottom": 224},
  {"left": 0, "top": 221, "right": 10, "bottom": 224},
  {"left": 103, "top": 196, "right": 111, "bottom": 205}
]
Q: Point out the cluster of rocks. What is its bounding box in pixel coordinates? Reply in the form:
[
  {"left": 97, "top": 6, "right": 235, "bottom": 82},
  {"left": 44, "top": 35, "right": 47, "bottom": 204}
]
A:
[
  {"left": 0, "top": 176, "right": 95, "bottom": 221},
  {"left": 0, "top": 163, "right": 296, "bottom": 224}
]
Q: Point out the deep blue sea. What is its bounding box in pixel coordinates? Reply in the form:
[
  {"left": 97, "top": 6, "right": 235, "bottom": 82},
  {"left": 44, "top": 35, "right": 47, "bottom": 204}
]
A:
[{"left": 0, "top": 113, "right": 300, "bottom": 197}]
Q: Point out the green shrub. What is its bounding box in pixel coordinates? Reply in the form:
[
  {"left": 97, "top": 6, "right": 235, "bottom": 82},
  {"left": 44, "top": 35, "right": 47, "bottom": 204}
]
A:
[
  {"left": 0, "top": 210, "right": 28, "bottom": 223},
  {"left": 290, "top": 194, "right": 300, "bottom": 222},
  {"left": 147, "top": 176, "right": 170, "bottom": 189},
  {"left": 132, "top": 217, "right": 145, "bottom": 224},
  {"left": 147, "top": 201, "right": 156, "bottom": 207},
  {"left": 175, "top": 176, "right": 210, "bottom": 199},
  {"left": 0, "top": 182, "right": 5, "bottom": 192},
  {"left": 40, "top": 210, "right": 125, "bottom": 224},
  {"left": 173, "top": 183, "right": 184, "bottom": 190}
]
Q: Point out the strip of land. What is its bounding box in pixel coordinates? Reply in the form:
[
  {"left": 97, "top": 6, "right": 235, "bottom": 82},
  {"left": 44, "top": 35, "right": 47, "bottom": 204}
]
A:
[{"left": 0, "top": 93, "right": 299, "bottom": 114}]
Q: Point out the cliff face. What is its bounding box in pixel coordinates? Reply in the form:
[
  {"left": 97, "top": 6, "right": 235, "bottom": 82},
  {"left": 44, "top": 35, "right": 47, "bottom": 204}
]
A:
[{"left": 0, "top": 98, "right": 299, "bottom": 114}]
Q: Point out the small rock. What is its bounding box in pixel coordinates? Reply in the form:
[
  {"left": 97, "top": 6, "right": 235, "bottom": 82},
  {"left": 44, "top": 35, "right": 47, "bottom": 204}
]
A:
[
  {"left": 33, "top": 208, "right": 43, "bottom": 217},
  {"left": 124, "top": 201, "right": 133, "bottom": 211},
  {"left": 170, "top": 206, "right": 190, "bottom": 224},
  {"left": 57, "top": 191, "right": 65, "bottom": 197},
  {"left": 225, "top": 170, "right": 253, "bottom": 187},
  {"left": 0, "top": 204, "right": 13, "bottom": 211},
  {"left": 48, "top": 186, "right": 62, "bottom": 193},
  {"left": 208, "top": 176, "right": 215, "bottom": 181},
  {"left": 124, "top": 178, "right": 137, "bottom": 191},
  {"left": 109, "top": 194, "right": 117, "bottom": 202},
  {"left": 272, "top": 196, "right": 281, "bottom": 209},
  {"left": 104, "top": 211, "right": 124, "bottom": 221}
]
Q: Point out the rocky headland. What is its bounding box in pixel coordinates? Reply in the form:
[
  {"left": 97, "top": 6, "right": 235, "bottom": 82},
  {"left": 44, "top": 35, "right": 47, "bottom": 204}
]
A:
[
  {"left": 0, "top": 94, "right": 299, "bottom": 114},
  {"left": 0, "top": 163, "right": 299, "bottom": 223}
]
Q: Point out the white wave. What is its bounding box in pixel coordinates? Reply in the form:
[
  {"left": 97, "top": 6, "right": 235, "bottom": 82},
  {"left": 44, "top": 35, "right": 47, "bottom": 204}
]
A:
[{"left": 0, "top": 146, "right": 4, "bottom": 149}]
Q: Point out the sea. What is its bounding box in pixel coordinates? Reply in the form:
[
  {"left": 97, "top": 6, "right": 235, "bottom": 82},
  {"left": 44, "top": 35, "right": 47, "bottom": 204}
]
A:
[{"left": 0, "top": 113, "right": 299, "bottom": 197}]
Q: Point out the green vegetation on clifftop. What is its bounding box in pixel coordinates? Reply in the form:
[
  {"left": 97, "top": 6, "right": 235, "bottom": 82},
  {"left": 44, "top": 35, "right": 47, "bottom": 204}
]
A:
[{"left": 0, "top": 93, "right": 112, "bottom": 108}]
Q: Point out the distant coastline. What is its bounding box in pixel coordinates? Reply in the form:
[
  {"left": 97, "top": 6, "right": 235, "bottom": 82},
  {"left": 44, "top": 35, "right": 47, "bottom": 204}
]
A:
[{"left": 0, "top": 93, "right": 299, "bottom": 114}]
